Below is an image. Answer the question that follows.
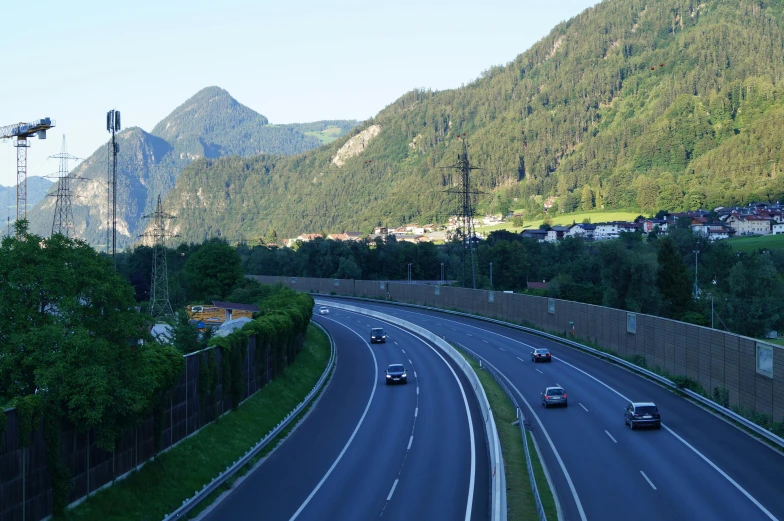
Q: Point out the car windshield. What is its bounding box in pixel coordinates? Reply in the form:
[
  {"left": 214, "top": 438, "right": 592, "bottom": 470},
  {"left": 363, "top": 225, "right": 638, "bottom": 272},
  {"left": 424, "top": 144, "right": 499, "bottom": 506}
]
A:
[
  {"left": 636, "top": 405, "right": 658, "bottom": 414},
  {"left": 372, "top": 329, "right": 384, "bottom": 334},
  {"left": 389, "top": 365, "right": 404, "bottom": 373},
  {"left": 536, "top": 349, "right": 549, "bottom": 354},
  {"left": 547, "top": 389, "right": 564, "bottom": 395}
]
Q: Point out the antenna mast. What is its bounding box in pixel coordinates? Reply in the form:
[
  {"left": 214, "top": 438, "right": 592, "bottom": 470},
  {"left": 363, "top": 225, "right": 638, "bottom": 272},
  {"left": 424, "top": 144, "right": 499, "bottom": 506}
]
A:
[{"left": 106, "top": 109, "right": 121, "bottom": 259}]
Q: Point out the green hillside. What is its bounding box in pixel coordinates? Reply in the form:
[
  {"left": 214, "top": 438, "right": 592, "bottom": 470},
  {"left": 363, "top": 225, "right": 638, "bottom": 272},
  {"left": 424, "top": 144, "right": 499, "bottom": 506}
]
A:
[{"left": 162, "top": 0, "right": 784, "bottom": 244}]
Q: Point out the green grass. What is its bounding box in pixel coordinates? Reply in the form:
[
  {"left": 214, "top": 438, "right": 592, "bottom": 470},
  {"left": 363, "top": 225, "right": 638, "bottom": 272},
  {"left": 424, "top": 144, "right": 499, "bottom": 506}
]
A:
[
  {"left": 727, "top": 234, "right": 784, "bottom": 252},
  {"left": 304, "top": 127, "right": 344, "bottom": 144},
  {"left": 475, "top": 210, "right": 642, "bottom": 233},
  {"left": 60, "top": 324, "right": 331, "bottom": 521},
  {"left": 459, "top": 349, "right": 558, "bottom": 521}
]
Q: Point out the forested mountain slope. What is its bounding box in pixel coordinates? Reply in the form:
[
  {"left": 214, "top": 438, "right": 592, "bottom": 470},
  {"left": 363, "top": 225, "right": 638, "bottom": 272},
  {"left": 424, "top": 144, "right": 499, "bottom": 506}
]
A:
[
  {"left": 24, "top": 87, "right": 356, "bottom": 249},
  {"left": 162, "top": 0, "right": 784, "bottom": 243}
]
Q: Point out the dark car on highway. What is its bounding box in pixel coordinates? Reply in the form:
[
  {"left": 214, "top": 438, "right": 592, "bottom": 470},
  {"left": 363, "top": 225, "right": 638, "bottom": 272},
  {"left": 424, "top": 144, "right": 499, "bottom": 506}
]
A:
[
  {"left": 385, "top": 364, "right": 407, "bottom": 385},
  {"left": 541, "top": 386, "right": 568, "bottom": 408},
  {"left": 370, "top": 328, "right": 387, "bottom": 344},
  {"left": 624, "top": 402, "right": 661, "bottom": 430},
  {"left": 531, "top": 348, "right": 552, "bottom": 363}
]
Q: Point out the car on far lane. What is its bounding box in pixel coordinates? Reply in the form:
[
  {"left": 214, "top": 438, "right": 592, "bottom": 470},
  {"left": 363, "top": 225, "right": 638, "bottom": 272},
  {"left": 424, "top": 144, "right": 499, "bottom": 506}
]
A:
[
  {"left": 318, "top": 306, "right": 329, "bottom": 315},
  {"left": 370, "top": 327, "right": 387, "bottom": 343},
  {"left": 531, "top": 348, "right": 552, "bottom": 363},
  {"left": 385, "top": 364, "right": 407, "bottom": 385},
  {"left": 541, "top": 386, "right": 568, "bottom": 408},
  {"left": 624, "top": 402, "right": 661, "bottom": 430}
]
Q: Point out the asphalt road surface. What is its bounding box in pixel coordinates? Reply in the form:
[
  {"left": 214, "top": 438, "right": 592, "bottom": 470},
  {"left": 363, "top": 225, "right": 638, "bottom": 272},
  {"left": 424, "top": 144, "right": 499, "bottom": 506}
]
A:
[
  {"left": 321, "top": 298, "right": 784, "bottom": 521},
  {"left": 199, "top": 308, "right": 489, "bottom": 521}
]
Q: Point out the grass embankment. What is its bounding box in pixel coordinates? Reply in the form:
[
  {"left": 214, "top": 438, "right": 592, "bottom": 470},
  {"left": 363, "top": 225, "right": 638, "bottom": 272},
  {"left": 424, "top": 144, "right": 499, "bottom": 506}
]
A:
[
  {"left": 458, "top": 349, "right": 558, "bottom": 521},
  {"left": 475, "top": 210, "right": 641, "bottom": 233},
  {"left": 60, "top": 324, "right": 331, "bottom": 521},
  {"left": 727, "top": 233, "right": 784, "bottom": 252}
]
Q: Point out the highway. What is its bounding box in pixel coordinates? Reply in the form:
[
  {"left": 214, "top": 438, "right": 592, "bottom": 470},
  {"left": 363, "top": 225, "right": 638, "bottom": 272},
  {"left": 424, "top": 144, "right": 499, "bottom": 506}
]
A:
[
  {"left": 322, "top": 298, "right": 784, "bottom": 521},
  {"left": 198, "top": 308, "right": 489, "bottom": 521}
]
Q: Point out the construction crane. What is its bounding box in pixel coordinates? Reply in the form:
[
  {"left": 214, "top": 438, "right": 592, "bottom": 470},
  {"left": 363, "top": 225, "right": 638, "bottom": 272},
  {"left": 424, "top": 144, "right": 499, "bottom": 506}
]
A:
[{"left": 0, "top": 117, "right": 55, "bottom": 224}]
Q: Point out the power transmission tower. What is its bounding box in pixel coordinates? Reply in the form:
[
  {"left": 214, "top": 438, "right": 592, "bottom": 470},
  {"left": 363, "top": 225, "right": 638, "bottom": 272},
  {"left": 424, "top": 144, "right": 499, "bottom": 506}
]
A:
[
  {"left": 442, "top": 133, "right": 483, "bottom": 289},
  {"left": 48, "top": 135, "right": 81, "bottom": 238},
  {"left": 106, "top": 109, "right": 121, "bottom": 259},
  {"left": 140, "top": 195, "right": 178, "bottom": 320}
]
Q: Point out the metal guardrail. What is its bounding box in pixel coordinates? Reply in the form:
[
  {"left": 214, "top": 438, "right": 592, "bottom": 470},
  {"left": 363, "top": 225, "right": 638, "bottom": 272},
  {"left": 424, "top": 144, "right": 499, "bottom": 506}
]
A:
[
  {"left": 317, "top": 300, "right": 507, "bottom": 521},
  {"left": 320, "top": 295, "right": 784, "bottom": 451},
  {"left": 162, "top": 322, "right": 337, "bottom": 520},
  {"left": 459, "top": 344, "right": 547, "bottom": 521}
]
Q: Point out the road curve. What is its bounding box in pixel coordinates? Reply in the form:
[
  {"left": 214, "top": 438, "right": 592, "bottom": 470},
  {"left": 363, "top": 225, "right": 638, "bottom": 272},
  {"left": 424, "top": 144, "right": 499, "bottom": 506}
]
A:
[
  {"left": 324, "top": 298, "right": 784, "bottom": 521},
  {"left": 198, "top": 309, "right": 488, "bottom": 521}
]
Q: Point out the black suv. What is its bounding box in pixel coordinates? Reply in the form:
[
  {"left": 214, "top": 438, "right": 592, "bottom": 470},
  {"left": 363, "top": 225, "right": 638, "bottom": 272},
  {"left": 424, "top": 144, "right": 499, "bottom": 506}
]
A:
[
  {"left": 385, "top": 364, "right": 407, "bottom": 385},
  {"left": 624, "top": 402, "right": 661, "bottom": 430},
  {"left": 370, "top": 328, "right": 387, "bottom": 344}
]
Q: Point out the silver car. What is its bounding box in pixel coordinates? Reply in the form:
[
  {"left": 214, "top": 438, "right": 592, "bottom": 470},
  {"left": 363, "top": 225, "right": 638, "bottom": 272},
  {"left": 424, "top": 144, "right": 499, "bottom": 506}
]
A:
[
  {"left": 318, "top": 306, "right": 329, "bottom": 315},
  {"left": 541, "top": 386, "right": 568, "bottom": 408}
]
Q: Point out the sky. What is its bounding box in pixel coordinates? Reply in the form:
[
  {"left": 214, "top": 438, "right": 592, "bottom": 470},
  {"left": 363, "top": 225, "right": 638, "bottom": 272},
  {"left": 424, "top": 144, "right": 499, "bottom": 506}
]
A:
[{"left": 0, "top": 0, "right": 598, "bottom": 188}]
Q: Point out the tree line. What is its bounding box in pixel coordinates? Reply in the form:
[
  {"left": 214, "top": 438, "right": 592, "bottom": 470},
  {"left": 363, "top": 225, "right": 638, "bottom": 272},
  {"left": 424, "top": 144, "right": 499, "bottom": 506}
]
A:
[{"left": 239, "top": 228, "right": 784, "bottom": 339}]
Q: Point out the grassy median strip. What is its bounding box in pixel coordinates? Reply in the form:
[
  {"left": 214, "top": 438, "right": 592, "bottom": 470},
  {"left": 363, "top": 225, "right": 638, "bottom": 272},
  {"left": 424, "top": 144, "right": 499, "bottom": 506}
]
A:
[
  {"left": 60, "top": 324, "right": 331, "bottom": 521},
  {"left": 459, "top": 349, "right": 558, "bottom": 521}
]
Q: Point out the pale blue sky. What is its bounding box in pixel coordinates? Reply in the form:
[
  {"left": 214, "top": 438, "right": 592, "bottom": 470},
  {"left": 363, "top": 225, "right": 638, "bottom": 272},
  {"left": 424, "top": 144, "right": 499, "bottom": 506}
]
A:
[{"left": 0, "top": 0, "right": 597, "bottom": 187}]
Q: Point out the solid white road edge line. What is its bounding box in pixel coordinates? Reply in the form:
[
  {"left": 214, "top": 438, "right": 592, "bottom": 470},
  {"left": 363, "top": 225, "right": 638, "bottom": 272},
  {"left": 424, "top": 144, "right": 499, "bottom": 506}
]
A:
[
  {"left": 640, "top": 471, "right": 656, "bottom": 490},
  {"left": 605, "top": 430, "right": 617, "bottom": 444},
  {"left": 411, "top": 312, "right": 777, "bottom": 521},
  {"left": 287, "top": 322, "right": 379, "bottom": 521},
  {"left": 407, "top": 309, "right": 778, "bottom": 520},
  {"left": 490, "top": 360, "right": 588, "bottom": 521},
  {"left": 387, "top": 479, "right": 399, "bottom": 501}
]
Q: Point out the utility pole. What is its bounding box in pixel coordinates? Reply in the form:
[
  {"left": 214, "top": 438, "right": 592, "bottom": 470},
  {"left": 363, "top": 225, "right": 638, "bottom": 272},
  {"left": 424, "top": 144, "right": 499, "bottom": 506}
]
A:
[
  {"left": 490, "top": 261, "right": 493, "bottom": 290},
  {"left": 441, "top": 262, "right": 444, "bottom": 285},
  {"left": 692, "top": 248, "right": 700, "bottom": 300},
  {"left": 140, "top": 195, "right": 178, "bottom": 320},
  {"left": 106, "top": 109, "right": 121, "bottom": 260}
]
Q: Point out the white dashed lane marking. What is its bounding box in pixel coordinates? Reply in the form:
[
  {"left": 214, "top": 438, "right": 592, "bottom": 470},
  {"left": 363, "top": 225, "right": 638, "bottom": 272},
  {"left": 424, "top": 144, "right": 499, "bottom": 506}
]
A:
[
  {"left": 516, "top": 356, "right": 524, "bottom": 362},
  {"left": 605, "top": 430, "right": 617, "bottom": 444},
  {"left": 579, "top": 403, "right": 589, "bottom": 412},
  {"left": 536, "top": 369, "right": 543, "bottom": 374},
  {"left": 407, "top": 436, "right": 413, "bottom": 450},
  {"left": 387, "top": 479, "right": 399, "bottom": 500}
]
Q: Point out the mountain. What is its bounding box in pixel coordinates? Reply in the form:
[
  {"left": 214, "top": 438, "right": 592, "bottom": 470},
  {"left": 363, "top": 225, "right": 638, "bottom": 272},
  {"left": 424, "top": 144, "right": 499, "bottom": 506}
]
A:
[
  {"left": 0, "top": 177, "right": 53, "bottom": 222},
  {"left": 24, "top": 87, "right": 356, "bottom": 249},
  {"left": 160, "top": 0, "right": 784, "bottom": 244}
]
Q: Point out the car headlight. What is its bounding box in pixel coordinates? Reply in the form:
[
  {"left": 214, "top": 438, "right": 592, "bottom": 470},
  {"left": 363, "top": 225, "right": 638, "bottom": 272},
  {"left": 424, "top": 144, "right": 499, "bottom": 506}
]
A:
[
  {"left": 401, "top": 373, "right": 407, "bottom": 378},
  {"left": 386, "top": 374, "right": 391, "bottom": 378}
]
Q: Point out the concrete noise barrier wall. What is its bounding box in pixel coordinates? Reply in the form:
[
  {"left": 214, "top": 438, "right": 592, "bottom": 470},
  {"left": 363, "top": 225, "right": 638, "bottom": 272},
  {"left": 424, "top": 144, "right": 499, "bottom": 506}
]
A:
[{"left": 252, "top": 275, "right": 784, "bottom": 425}]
